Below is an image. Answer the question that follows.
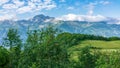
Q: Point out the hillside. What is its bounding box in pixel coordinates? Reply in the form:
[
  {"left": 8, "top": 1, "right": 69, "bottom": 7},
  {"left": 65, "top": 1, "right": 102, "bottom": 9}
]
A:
[
  {"left": 78, "top": 40, "right": 120, "bottom": 49},
  {"left": 68, "top": 40, "right": 120, "bottom": 62}
]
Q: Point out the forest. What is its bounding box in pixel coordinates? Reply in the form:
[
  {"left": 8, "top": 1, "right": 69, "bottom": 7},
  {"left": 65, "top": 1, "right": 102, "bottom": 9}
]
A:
[{"left": 0, "top": 26, "right": 120, "bottom": 68}]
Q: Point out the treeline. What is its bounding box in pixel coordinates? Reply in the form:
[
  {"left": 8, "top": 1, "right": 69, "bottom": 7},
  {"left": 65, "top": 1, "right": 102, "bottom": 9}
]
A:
[
  {"left": 57, "top": 32, "right": 120, "bottom": 47},
  {"left": 58, "top": 32, "right": 120, "bottom": 41},
  {"left": 0, "top": 26, "right": 120, "bottom": 68}
]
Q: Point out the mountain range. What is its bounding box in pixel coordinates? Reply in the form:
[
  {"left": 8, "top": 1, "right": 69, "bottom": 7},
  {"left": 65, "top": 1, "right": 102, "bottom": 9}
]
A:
[{"left": 0, "top": 14, "right": 120, "bottom": 43}]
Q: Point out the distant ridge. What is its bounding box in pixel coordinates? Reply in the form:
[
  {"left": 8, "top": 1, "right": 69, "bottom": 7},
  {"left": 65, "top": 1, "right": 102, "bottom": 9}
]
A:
[{"left": 0, "top": 14, "right": 120, "bottom": 42}]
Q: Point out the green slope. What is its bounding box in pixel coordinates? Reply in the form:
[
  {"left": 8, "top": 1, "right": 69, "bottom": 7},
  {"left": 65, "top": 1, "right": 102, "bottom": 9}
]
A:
[
  {"left": 70, "top": 40, "right": 120, "bottom": 50},
  {"left": 68, "top": 40, "right": 120, "bottom": 61},
  {"left": 80, "top": 40, "right": 120, "bottom": 49}
]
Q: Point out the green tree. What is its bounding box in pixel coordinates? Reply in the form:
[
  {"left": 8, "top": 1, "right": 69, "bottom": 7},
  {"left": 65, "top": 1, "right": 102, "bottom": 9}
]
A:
[
  {"left": 3, "top": 28, "right": 22, "bottom": 49},
  {"left": 3, "top": 28, "right": 22, "bottom": 68},
  {"left": 0, "top": 46, "right": 9, "bottom": 68},
  {"left": 19, "top": 26, "right": 70, "bottom": 68},
  {"left": 95, "top": 51, "right": 120, "bottom": 68},
  {"left": 56, "top": 33, "right": 79, "bottom": 47},
  {"left": 74, "top": 46, "right": 97, "bottom": 68}
]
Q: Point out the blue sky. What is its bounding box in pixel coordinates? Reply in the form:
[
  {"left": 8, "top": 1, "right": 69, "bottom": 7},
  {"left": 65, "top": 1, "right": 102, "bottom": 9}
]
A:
[{"left": 0, "top": 0, "right": 120, "bottom": 20}]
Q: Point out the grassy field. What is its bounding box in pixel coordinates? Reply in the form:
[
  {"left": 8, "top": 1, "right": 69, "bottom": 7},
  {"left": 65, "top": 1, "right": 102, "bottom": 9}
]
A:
[
  {"left": 68, "top": 40, "right": 120, "bottom": 61},
  {"left": 80, "top": 40, "right": 120, "bottom": 49},
  {"left": 69, "top": 40, "right": 120, "bottom": 51}
]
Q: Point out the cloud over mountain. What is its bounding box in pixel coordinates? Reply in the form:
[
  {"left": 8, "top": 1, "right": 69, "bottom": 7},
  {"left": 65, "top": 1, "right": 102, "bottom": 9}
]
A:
[
  {"left": 0, "top": 14, "right": 17, "bottom": 21},
  {"left": 57, "top": 14, "right": 108, "bottom": 22}
]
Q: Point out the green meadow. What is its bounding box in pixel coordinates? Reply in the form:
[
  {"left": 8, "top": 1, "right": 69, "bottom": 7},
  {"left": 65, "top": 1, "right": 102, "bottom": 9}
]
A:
[
  {"left": 69, "top": 40, "right": 120, "bottom": 51},
  {"left": 68, "top": 40, "right": 120, "bottom": 61},
  {"left": 70, "top": 40, "right": 120, "bottom": 51},
  {"left": 80, "top": 40, "right": 120, "bottom": 49}
]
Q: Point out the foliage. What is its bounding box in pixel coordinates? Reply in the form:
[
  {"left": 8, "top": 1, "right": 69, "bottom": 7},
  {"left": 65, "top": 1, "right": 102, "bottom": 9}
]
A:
[
  {"left": 56, "top": 33, "right": 79, "bottom": 47},
  {"left": 1, "top": 27, "right": 120, "bottom": 68},
  {"left": 3, "top": 28, "right": 22, "bottom": 49},
  {"left": 2, "top": 28, "right": 22, "bottom": 68},
  {"left": 73, "top": 46, "right": 98, "bottom": 68},
  {"left": 108, "top": 36, "right": 120, "bottom": 41},
  {"left": 18, "top": 26, "right": 70, "bottom": 68},
  {"left": 95, "top": 51, "right": 120, "bottom": 68},
  {"left": 0, "top": 46, "right": 9, "bottom": 68}
]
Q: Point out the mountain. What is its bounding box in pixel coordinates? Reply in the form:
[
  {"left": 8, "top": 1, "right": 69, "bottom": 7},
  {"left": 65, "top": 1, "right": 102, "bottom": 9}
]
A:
[
  {"left": 0, "top": 14, "right": 120, "bottom": 43},
  {"left": 58, "top": 21, "right": 120, "bottom": 37}
]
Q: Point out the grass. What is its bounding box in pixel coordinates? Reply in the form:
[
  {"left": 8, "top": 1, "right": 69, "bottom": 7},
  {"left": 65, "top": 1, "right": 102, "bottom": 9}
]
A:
[
  {"left": 69, "top": 40, "right": 120, "bottom": 51},
  {"left": 68, "top": 40, "right": 120, "bottom": 61},
  {"left": 80, "top": 40, "right": 120, "bottom": 49}
]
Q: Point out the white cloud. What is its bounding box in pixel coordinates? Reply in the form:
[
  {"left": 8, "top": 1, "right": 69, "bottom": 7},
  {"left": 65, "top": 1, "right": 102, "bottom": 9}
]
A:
[
  {"left": 57, "top": 14, "right": 108, "bottom": 22},
  {"left": 85, "top": 1, "right": 110, "bottom": 16},
  {"left": 0, "top": 0, "right": 56, "bottom": 20},
  {"left": 0, "top": 14, "right": 17, "bottom": 21},
  {"left": 28, "top": 1, "right": 36, "bottom": 8},
  {"left": 67, "top": 6, "right": 74, "bottom": 10},
  {"left": 0, "top": 0, "right": 9, "bottom": 5},
  {"left": 42, "top": 0, "right": 56, "bottom": 10},
  {"left": 44, "top": 4, "right": 56, "bottom": 10},
  {"left": 2, "top": 4, "right": 18, "bottom": 9},
  {"left": 83, "top": 15, "right": 108, "bottom": 22},
  {"left": 99, "top": 1, "right": 110, "bottom": 5},
  {"left": 31, "top": 0, "right": 41, "bottom": 3},
  {"left": 17, "top": 6, "right": 32, "bottom": 14},
  {"left": 59, "top": 0, "right": 65, "bottom": 2},
  {"left": 85, "top": 2, "right": 97, "bottom": 16},
  {"left": 12, "top": 0, "right": 24, "bottom": 7},
  {"left": 57, "top": 14, "right": 83, "bottom": 21},
  {"left": 34, "top": 0, "right": 56, "bottom": 11}
]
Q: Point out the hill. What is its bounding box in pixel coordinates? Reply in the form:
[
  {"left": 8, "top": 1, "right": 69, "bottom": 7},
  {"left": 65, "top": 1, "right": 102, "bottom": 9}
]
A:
[{"left": 69, "top": 40, "right": 120, "bottom": 52}]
